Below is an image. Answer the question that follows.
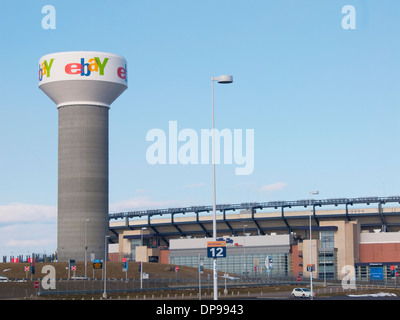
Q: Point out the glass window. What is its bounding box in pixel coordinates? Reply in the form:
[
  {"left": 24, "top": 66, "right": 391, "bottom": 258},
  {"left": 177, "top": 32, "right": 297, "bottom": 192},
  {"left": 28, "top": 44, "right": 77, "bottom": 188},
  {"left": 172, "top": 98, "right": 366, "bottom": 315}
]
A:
[
  {"left": 318, "top": 250, "right": 336, "bottom": 279},
  {"left": 319, "top": 231, "right": 335, "bottom": 249},
  {"left": 170, "top": 251, "right": 290, "bottom": 278}
]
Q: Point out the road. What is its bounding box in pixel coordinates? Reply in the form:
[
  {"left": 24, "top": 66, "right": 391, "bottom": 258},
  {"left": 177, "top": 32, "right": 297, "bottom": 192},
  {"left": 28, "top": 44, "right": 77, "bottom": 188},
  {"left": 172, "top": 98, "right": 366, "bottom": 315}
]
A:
[{"left": 231, "top": 286, "right": 400, "bottom": 300}]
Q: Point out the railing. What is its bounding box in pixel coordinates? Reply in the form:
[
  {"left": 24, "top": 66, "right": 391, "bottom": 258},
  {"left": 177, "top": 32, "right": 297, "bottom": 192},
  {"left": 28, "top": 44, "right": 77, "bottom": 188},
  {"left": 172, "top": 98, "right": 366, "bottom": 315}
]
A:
[
  {"left": 1, "top": 275, "right": 400, "bottom": 299},
  {"left": 108, "top": 196, "right": 400, "bottom": 220}
]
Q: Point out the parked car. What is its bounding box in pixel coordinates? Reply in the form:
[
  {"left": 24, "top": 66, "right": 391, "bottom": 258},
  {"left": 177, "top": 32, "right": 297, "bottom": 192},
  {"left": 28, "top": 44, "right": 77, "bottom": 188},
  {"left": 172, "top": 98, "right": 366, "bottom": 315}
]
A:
[
  {"left": 291, "top": 287, "right": 315, "bottom": 298},
  {"left": 0, "top": 275, "right": 9, "bottom": 282}
]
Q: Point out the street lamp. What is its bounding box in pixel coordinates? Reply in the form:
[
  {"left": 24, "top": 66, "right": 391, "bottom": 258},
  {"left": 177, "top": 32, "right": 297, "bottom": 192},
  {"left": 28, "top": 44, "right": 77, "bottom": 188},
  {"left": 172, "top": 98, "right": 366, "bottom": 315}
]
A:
[
  {"left": 84, "top": 218, "right": 90, "bottom": 279},
  {"left": 211, "top": 75, "right": 233, "bottom": 301},
  {"left": 309, "top": 190, "right": 319, "bottom": 300},
  {"left": 103, "top": 235, "right": 110, "bottom": 299},
  {"left": 140, "top": 227, "right": 147, "bottom": 289},
  {"left": 243, "top": 224, "right": 248, "bottom": 280},
  {"left": 321, "top": 238, "right": 328, "bottom": 287}
]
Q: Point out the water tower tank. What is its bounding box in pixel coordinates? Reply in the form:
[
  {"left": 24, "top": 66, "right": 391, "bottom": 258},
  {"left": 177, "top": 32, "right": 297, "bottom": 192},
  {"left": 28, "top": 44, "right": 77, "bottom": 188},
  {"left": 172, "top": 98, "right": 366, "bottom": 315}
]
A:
[{"left": 38, "top": 51, "right": 128, "bottom": 262}]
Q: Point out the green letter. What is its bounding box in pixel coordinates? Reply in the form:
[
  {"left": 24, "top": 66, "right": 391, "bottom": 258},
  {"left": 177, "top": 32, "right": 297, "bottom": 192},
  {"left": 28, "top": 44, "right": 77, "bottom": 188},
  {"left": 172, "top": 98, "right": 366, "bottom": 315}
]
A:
[
  {"left": 94, "top": 57, "right": 108, "bottom": 75},
  {"left": 44, "top": 59, "right": 54, "bottom": 78}
]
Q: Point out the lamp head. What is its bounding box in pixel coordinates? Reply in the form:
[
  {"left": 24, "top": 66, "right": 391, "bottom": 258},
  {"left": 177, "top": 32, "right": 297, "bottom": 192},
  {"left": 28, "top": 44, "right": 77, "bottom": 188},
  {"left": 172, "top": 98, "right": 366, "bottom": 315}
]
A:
[{"left": 212, "top": 75, "right": 233, "bottom": 84}]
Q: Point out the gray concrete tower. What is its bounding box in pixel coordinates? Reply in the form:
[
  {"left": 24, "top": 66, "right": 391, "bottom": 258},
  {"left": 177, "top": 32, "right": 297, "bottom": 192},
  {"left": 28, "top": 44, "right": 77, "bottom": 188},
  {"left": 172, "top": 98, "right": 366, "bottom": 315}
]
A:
[{"left": 38, "top": 51, "right": 128, "bottom": 261}]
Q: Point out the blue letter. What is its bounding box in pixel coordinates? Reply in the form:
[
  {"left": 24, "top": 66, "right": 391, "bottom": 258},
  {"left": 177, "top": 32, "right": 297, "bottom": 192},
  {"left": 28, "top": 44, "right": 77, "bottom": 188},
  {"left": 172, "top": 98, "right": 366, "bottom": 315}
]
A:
[{"left": 80, "top": 58, "right": 91, "bottom": 76}]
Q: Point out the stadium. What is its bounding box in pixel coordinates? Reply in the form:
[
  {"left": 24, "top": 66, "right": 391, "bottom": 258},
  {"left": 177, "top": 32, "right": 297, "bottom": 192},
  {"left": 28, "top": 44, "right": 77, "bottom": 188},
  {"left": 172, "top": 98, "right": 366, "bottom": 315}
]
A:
[{"left": 107, "top": 195, "right": 400, "bottom": 282}]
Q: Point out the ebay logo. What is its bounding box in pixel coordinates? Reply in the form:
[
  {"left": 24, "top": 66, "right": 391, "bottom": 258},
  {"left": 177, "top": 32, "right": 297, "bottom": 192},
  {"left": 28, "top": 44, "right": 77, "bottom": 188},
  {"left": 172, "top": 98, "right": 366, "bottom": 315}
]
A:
[
  {"left": 38, "top": 59, "right": 54, "bottom": 81},
  {"left": 38, "top": 56, "right": 127, "bottom": 82},
  {"left": 65, "top": 57, "right": 109, "bottom": 76}
]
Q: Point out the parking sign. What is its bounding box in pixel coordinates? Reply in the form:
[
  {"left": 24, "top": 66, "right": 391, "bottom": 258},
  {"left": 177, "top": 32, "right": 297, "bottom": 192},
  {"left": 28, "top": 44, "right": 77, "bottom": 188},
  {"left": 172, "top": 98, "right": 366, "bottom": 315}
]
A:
[{"left": 207, "top": 241, "right": 227, "bottom": 258}]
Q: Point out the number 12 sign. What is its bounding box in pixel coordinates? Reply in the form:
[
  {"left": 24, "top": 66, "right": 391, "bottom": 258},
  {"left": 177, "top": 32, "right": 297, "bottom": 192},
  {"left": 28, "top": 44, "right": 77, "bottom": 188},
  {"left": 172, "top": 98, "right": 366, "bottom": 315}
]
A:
[{"left": 207, "top": 241, "right": 227, "bottom": 258}]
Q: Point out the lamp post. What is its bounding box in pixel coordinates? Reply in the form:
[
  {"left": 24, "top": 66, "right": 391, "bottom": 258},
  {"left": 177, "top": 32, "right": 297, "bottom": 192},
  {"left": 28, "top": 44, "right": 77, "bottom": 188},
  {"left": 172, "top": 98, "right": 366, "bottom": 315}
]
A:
[
  {"left": 211, "top": 75, "right": 233, "bottom": 301},
  {"left": 309, "top": 190, "right": 319, "bottom": 300},
  {"left": 84, "top": 218, "right": 90, "bottom": 279},
  {"left": 243, "top": 224, "right": 247, "bottom": 280},
  {"left": 140, "top": 227, "right": 147, "bottom": 289},
  {"left": 322, "top": 238, "right": 328, "bottom": 287},
  {"left": 103, "top": 235, "right": 110, "bottom": 299}
]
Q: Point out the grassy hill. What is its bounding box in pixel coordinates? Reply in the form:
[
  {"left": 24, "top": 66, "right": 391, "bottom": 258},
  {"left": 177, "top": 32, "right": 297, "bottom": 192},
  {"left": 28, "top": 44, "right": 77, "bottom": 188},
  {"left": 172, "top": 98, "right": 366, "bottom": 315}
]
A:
[{"left": 0, "top": 261, "right": 216, "bottom": 280}]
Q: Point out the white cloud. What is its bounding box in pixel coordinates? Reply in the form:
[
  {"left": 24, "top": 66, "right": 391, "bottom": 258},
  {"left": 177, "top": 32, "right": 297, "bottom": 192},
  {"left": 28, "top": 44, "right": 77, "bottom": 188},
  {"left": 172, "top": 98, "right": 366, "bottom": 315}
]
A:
[
  {"left": 0, "top": 221, "right": 57, "bottom": 256},
  {"left": 5, "top": 238, "right": 54, "bottom": 248},
  {"left": 0, "top": 203, "right": 57, "bottom": 257},
  {"left": 260, "top": 182, "right": 288, "bottom": 192},
  {"left": 0, "top": 202, "right": 56, "bottom": 223}
]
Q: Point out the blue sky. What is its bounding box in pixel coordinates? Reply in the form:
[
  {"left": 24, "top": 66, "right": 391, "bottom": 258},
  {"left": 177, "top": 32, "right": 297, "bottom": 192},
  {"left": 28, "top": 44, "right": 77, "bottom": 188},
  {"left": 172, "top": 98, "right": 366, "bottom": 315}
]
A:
[{"left": 1, "top": 0, "right": 400, "bottom": 257}]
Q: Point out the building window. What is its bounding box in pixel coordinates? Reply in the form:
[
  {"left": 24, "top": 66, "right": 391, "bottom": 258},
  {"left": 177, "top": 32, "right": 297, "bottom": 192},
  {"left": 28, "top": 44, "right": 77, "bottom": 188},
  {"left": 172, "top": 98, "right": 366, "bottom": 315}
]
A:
[
  {"left": 318, "top": 251, "right": 336, "bottom": 279},
  {"left": 169, "top": 251, "right": 290, "bottom": 278},
  {"left": 318, "top": 231, "right": 336, "bottom": 280},
  {"left": 355, "top": 265, "right": 368, "bottom": 281},
  {"left": 319, "top": 230, "right": 335, "bottom": 249}
]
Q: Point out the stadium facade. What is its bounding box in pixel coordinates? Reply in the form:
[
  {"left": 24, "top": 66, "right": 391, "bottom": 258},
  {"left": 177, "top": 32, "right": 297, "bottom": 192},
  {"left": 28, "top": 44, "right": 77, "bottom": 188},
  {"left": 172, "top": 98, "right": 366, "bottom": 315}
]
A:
[{"left": 108, "top": 196, "right": 400, "bottom": 281}]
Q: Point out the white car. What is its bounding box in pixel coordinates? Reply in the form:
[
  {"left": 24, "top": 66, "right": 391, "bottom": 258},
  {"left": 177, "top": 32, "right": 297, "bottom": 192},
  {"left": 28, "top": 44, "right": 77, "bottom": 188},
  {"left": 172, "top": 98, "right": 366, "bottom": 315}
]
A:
[
  {"left": 291, "top": 288, "right": 315, "bottom": 298},
  {"left": 0, "top": 275, "right": 9, "bottom": 282}
]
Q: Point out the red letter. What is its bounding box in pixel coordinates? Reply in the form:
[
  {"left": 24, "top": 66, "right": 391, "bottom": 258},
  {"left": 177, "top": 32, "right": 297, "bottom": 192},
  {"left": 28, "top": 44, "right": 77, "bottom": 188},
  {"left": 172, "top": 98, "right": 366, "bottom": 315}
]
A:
[
  {"left": 117, "top": 66, "right": 126, "bottom": 80},
  {"left": 65, "top": 63, "right": 82, "bottom": 75}
]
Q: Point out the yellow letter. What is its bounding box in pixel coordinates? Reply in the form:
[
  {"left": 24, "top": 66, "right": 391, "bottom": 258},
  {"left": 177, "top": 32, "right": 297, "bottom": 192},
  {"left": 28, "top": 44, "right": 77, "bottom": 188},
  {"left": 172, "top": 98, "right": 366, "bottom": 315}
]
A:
[
  {"left": 42, "top": 62, "right": 46, "bottom": 75},
  {"left": 88, "top": 58, "right": 99, "bottom": 72}
]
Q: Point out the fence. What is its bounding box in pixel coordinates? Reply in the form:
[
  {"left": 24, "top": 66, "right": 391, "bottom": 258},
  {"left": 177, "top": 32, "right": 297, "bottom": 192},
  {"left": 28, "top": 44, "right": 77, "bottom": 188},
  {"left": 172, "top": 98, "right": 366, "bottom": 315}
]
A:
[
  {"left": 0, "top": 275, "right": 297, "bottom": 299},
  {"left": 1, "top": 275, "right": 399, "bottom": 299}
]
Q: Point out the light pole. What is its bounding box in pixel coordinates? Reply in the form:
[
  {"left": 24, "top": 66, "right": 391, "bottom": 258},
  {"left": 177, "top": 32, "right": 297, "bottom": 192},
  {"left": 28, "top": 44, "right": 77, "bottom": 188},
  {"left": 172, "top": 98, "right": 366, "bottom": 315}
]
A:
[
  {"left": 103, "top": 235, "right": 110, "bottom": 299},
  {"left": 243, "top": 224, "right": 247, "bottom": 280},
  {"left": 322, "top": 238, "right": 328, "bottom": 287},
  {"left": 84, "top": 218, "right": 90, "bottom": 279},
  {"left": 140, "top": 227, "right": 147, "bottom": 289},
  {"left": 309, "top": 190, "right": 319, "bottom": 300},
  {"left": 211, "top": 75, "right": 233, "bottom": 301}
]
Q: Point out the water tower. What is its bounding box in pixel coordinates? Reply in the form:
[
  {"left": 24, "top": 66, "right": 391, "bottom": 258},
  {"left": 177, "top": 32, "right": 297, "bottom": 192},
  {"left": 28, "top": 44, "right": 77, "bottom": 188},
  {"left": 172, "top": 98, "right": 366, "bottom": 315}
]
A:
[{"left": 38, "top": 51, "right": 128, "bottom": 262}]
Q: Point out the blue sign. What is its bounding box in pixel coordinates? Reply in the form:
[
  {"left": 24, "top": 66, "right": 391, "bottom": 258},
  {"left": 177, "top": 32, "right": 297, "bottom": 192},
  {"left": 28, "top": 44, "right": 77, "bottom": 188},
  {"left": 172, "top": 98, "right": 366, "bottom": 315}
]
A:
[
  {"left": 207, "top": 246, "right": 226, "bottom": 258},
  {"left": 370, "top": 267, "right": 383, "bottom": 280}
]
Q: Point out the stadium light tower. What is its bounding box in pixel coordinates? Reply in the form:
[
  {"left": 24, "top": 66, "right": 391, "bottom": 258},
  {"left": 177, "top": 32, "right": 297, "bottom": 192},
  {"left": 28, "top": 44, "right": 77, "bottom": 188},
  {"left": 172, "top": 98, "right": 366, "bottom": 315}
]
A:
[
  {"left": 38, "top": 51, "right": 128, "bottom": 262},
  {"left": 211, "top": 75, "right": 233, "bottom": 300}
]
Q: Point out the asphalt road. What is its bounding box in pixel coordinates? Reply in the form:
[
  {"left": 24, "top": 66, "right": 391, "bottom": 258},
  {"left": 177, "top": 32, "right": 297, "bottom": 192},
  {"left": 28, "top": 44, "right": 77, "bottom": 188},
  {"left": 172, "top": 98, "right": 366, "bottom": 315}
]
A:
[{"left": 236, "top": 289, "right": 400, "bottom": 300}]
